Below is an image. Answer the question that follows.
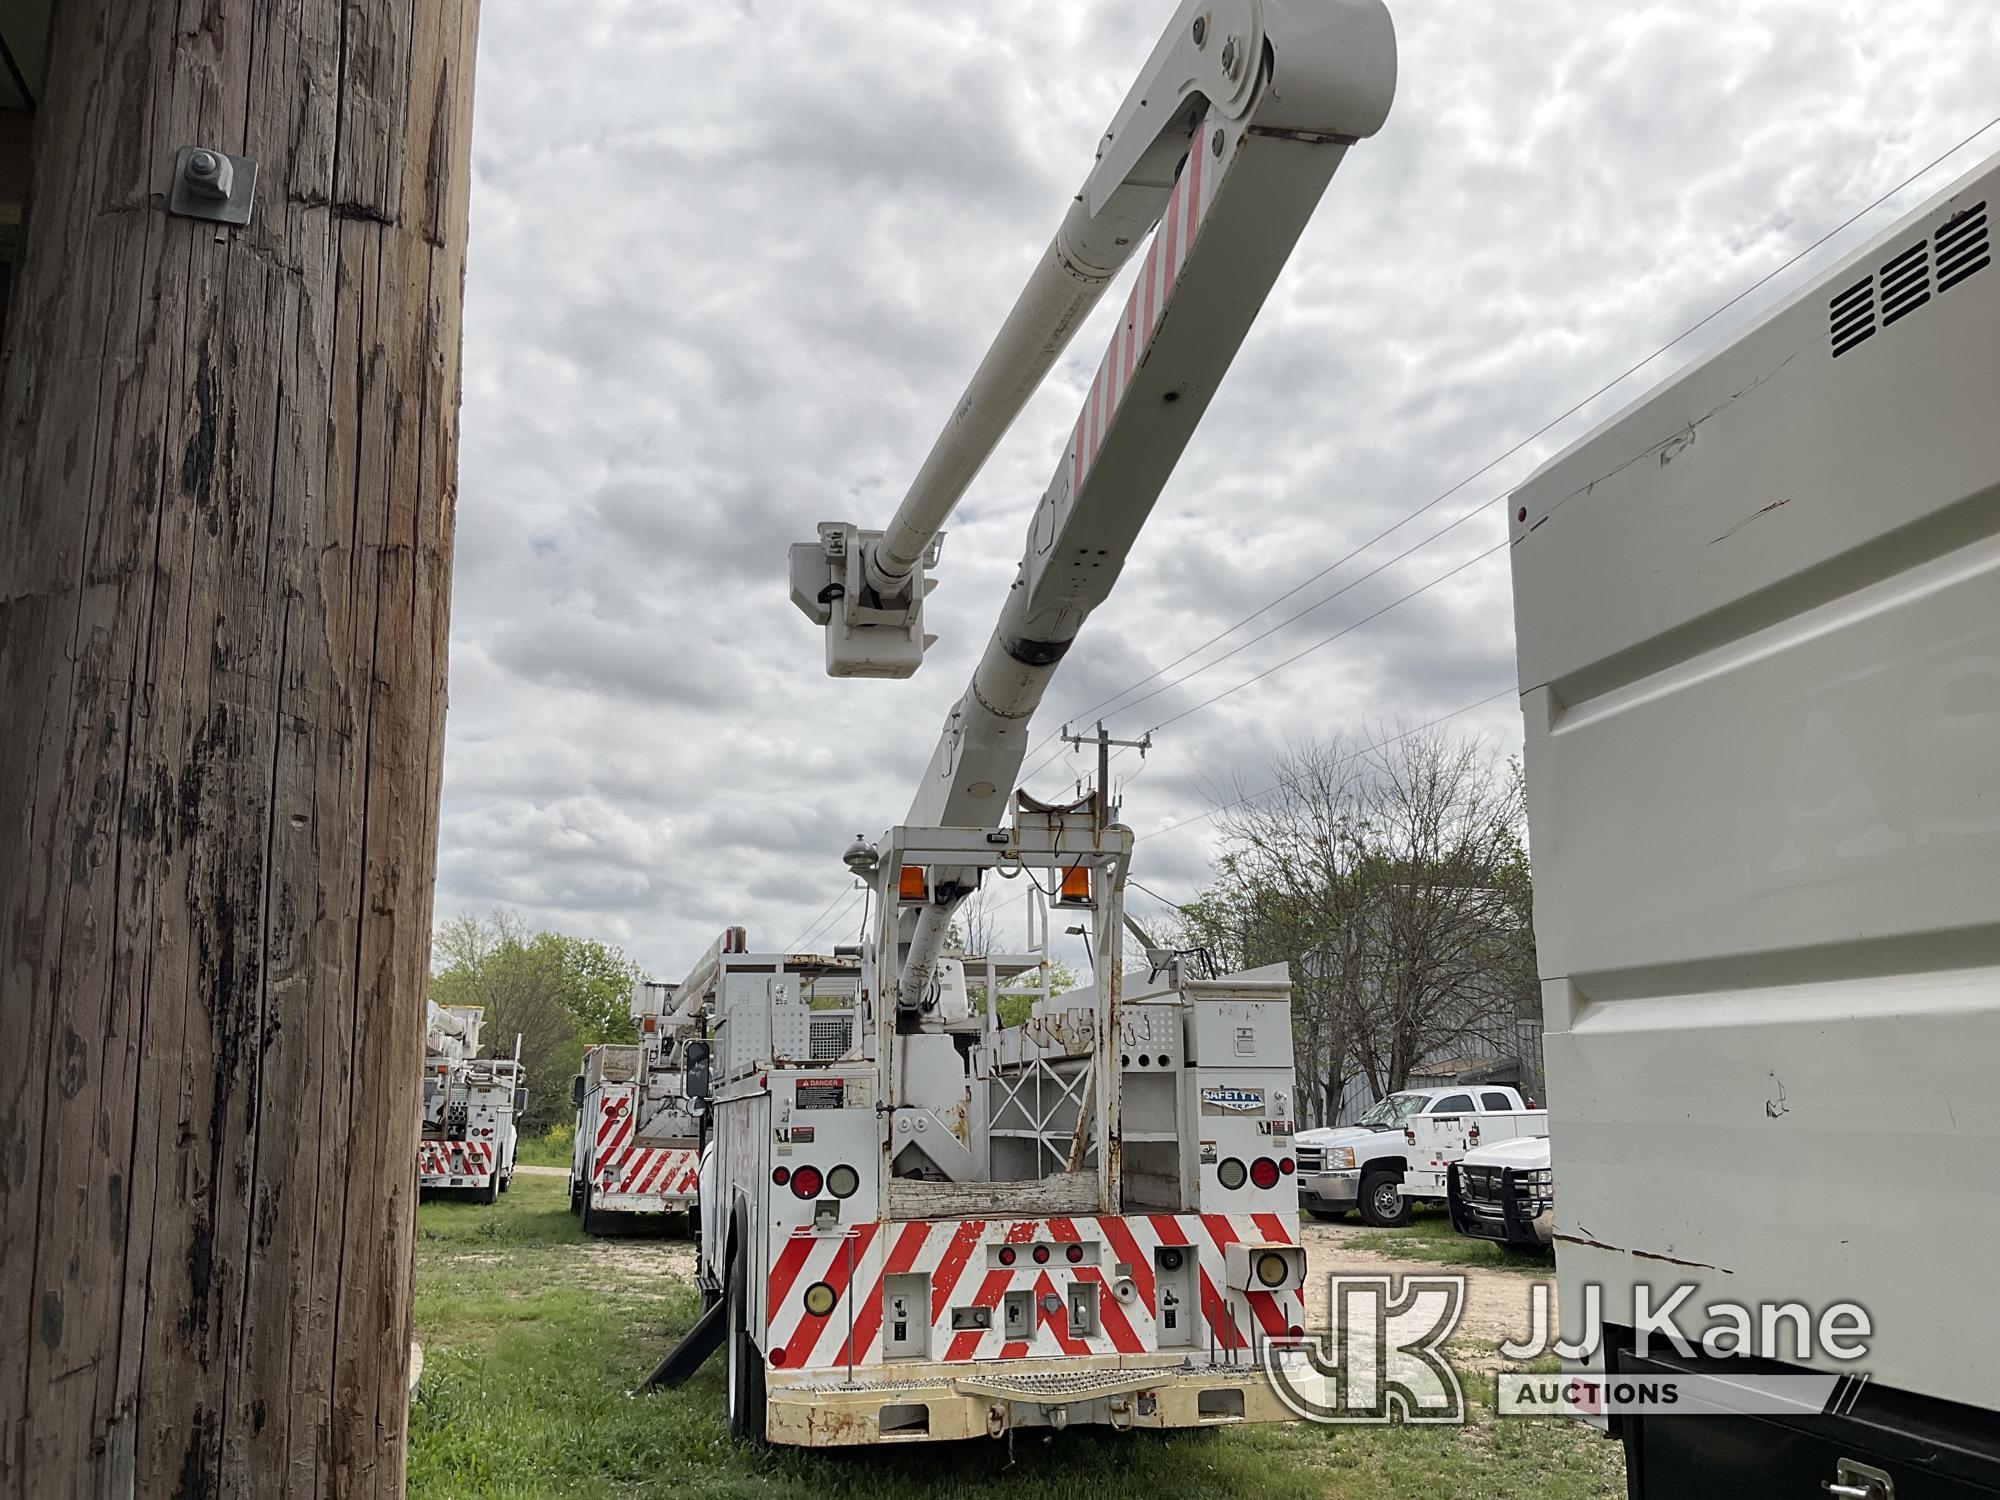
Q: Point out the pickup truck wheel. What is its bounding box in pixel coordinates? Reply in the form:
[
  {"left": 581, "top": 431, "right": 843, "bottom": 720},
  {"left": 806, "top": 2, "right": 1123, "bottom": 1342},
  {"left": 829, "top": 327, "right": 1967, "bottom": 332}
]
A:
[
  {"left": 1359, "top": 1170, "right": 1411, "bottom": 1227},
  {"left": 568, "top": 1173, "right": 583, "bottom": 1214},
  {"left": 476, "top": 1171, "right": 500, "bottom": 1205}
]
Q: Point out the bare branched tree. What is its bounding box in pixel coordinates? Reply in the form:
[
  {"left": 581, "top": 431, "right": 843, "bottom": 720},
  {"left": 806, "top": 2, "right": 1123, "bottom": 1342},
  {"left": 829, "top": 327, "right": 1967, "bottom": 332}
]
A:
[{"left": 1177, "top": 728, "right": 1536, "bottom": 1125}]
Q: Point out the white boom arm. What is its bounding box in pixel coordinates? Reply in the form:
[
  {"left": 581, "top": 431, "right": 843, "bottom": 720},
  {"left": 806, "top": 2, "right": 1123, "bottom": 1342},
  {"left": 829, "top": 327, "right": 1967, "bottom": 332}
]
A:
[{"left": 793, "top": 0, "right": 1396, "bottom": 1007}]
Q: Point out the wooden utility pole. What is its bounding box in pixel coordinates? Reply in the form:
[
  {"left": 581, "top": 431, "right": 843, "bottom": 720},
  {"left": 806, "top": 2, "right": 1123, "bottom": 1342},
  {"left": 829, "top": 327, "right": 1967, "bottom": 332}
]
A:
[{"left": 0, "top": 2, "right": 479, "bottom": 1494}]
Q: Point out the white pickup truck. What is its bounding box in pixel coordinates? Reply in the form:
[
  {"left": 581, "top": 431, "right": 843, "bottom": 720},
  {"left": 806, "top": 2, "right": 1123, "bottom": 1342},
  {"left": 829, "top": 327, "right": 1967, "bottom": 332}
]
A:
[
  {"left": 1294, "top": 1084, "right": 1537, "bottom": 1226},
  {"left": 1445, "top": 1134, "right": 1554, "bottom": 1249}
]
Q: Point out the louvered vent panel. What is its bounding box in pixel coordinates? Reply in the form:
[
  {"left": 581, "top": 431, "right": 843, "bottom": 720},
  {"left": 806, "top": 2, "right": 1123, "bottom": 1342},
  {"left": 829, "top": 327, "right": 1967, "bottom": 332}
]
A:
[
  {"left": 1829, "top": 200, "right": 1989, "bottom": 359},
  {"left": 1828, "top": 274, "right": 1875, "bottom": 357},
  {"left": 1935, "top": 201, "right": 1989, "bottom": 293},
  {"left": 1879, "top": 239, "right": 1930, "bottom": 326}
]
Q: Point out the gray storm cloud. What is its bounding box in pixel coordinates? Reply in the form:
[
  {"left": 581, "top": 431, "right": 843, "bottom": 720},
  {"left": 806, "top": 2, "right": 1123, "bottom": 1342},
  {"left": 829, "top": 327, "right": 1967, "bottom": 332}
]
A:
[{"left": 441, "top": 0, "right": 1999, "bottom": 974}]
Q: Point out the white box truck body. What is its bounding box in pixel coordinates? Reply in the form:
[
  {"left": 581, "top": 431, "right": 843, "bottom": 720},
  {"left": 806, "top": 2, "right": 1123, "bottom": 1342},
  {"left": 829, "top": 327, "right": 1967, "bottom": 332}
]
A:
[{"left": 1510, "top": 152, "right": 1999, "bottom": 1494}]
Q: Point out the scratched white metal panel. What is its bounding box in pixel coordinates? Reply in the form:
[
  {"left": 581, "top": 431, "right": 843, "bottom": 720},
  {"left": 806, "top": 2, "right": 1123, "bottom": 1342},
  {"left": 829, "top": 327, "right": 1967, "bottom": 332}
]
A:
[{"left": 1511, "top": 151, "right": 2000, "bottom": 1409}]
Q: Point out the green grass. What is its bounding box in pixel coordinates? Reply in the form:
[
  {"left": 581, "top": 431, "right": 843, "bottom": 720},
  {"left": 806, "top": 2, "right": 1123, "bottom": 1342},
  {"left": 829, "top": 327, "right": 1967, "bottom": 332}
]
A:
[
  {"left": 409, "top": 1178, "right": 1618, "bottom": 1499},
  {"left": 513, "top": 1122, "right": 575, "bottom": 1169},
  {"left": 1336, "top": 1204, "right": 1556, "bottom": 1275}
]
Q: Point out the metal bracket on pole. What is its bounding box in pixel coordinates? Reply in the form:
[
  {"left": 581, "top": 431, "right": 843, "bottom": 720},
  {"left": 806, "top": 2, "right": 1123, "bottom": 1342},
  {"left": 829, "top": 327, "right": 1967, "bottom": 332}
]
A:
[{"left": 169, "top": 146, "right": 257, "bottom": 227}]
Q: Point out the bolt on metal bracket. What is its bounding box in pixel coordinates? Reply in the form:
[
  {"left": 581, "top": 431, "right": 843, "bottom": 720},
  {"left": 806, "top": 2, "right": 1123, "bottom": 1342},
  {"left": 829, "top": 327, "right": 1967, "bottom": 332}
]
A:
[{"left": 169, "top": 146, "right": 257, "bottom": 227}]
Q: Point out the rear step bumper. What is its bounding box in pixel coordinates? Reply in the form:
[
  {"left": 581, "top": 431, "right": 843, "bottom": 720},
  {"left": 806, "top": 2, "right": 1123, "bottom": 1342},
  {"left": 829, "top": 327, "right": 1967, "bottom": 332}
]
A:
[{"left": 765, "top": 1355, "right": 1299, "bottom": 1445}]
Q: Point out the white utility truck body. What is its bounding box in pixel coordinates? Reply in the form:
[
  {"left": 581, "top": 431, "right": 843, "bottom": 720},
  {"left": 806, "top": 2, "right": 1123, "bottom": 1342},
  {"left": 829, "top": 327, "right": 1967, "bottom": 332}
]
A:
[
  {"left": 570, "top": 979, "right": 705, "bottom": 1233},
  {"left": 1511, "top": 151, "right": 1998, "bottom": 1494},
  {"left": 1295, "top": 1083, "right": 1533, "bottom": 1225},
  {"left": 681, "top": 894, "right": 1310, "bottom": 1446},
  {"left": 640, "top": 0, "right": 1399, "bottom": 1448},
  {"left": 1398, "top": 1105, "right": 1548, "bottom": 1205},
  {"left": 418, "top": 1002, "right": 524, "bottom": 1201}
]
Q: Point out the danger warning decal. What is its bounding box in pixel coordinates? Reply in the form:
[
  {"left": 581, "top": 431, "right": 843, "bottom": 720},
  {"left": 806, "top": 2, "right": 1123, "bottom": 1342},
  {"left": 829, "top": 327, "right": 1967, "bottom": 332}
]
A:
[{"left": 794, "top": 1078, "right": 846, "bottom": 1110}]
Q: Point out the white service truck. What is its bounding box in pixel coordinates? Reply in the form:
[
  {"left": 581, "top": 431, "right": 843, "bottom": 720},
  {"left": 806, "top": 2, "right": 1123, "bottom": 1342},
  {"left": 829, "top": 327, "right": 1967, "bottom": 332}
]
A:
[
  {"left": 569, "top": 978, "right": 708, "bottom": 1235},
  {"left": 1294, "top": 1083, "right": 1537, "bottom": 1225},
  {"left": 662, "top": 911, "right": 1310, "bottom": 1446},
  {"left": 1511, "top": 147, "right": 1999, "bottom": 1494},
  {"left": 637, "top": 0, "right": 1397, "bottom": 1446},
  {"left": 1398, "top": 1102, "right": 1548, "bottom": 1206},
  {"left": 418, "top": 1001, "right": 525, "bottom": 1202}
]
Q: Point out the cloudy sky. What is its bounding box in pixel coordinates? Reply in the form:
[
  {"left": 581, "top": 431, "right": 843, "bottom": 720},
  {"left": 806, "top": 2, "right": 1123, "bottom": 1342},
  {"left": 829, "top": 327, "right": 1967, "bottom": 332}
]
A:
[{"left": 436, "top": 0, "right": 1998, "bottom": 982}]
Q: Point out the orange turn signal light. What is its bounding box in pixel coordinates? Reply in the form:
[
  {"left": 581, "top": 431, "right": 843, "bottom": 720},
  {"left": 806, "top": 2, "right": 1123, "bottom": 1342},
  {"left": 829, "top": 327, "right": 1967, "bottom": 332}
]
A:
[
  {"left": 898, "top": 865, "right": 928, "bottom": 902},
  {"left": 1056, "top": 866, "right": 1094, "bottom": 907}
]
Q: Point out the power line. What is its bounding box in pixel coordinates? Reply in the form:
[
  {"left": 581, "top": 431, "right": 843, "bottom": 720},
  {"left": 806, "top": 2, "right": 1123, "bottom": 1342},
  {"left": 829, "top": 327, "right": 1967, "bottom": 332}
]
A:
[
  {"left": 791, "top": 885, "right": 863, "bottom": 952},
  {"left": 1015, "top": 499, "right": 1497, "bottom": 787},
  {"left": 1144, "top": 540, "right": 1506, "bottom": 735},
  {"left": 786, "top": 887, "right": 848, "bottom": 951},
  {"left": 1128, "top": 877, "right": 1190, "bottom": 912},
  {"left": 1015, "top": 113, "right": 2000, "bottom": 772},
  {"left": 995, "top": 686, "right": 1514, "bottom": 926},
  {"left": 1019, "top": 535, "right": 1503, "bottom": 802},
  {"left": 1136, "top": 692, "right": 1504, "bottom": 848}
]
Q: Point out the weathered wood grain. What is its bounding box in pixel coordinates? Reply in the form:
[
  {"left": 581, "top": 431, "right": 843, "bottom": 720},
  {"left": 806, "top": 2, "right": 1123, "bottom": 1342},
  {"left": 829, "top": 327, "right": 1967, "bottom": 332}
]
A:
[{"left": 0, "top": 2, "right": 480, "bottom": 1494}]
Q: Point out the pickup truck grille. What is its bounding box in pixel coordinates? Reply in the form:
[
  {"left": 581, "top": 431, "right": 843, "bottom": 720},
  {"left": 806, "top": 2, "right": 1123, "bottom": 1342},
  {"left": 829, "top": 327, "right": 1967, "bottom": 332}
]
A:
[
  {"left": 1294, "top": 1144, "right": 1324, "bottom": 1173},
  {"left": 1453, "top": 1163, "right": 1553, "bottom": 1219},
  {"left": 1459, "top": 1166, "right": 1506, "bottom": 1207}
]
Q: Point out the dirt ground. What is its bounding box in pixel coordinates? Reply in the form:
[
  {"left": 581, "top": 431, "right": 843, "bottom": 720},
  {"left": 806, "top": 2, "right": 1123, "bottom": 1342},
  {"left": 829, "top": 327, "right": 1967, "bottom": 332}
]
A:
[{"left": 1300, "top": 1220, "right": 1548, "bottom": 1362}]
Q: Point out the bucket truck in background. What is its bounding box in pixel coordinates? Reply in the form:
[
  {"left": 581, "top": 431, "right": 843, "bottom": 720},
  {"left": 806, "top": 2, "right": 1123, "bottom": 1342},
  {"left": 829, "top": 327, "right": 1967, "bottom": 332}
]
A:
[
  {"left": 640, "top": 0, "right": 1398, "bottom": 1446},
  {"left": 569, "top": 978, "right": 710, "bottom": 1235},
  {"left": 419, "top": 1001, "right": 526, "bottom": 1202}
]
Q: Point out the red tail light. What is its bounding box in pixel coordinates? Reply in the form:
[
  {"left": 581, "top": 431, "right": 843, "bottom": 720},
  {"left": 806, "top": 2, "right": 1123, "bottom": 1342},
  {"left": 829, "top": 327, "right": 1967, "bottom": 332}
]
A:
[
  {"left": 1279, "top": 1156, "right": 1296, "bottom": 1176},
  {"left": 790, "top": 1165, "right": 824, "bottom": 1200},
  {"left": 1250, "top": 1157, "right": 1281, "bottom": 1190},
  {"left": 771, "top": 1166, "right": 790, "bottom": 1186},
  {"left": 1064, "top": 1243, "right": 1084, "bottom": 1264},
  {"left": 998, "top": 1245, "right": 1016, "bottom": 1266},
  {"left": 1032, "top": 1244, "right": 1051, "bottom": 1264}
]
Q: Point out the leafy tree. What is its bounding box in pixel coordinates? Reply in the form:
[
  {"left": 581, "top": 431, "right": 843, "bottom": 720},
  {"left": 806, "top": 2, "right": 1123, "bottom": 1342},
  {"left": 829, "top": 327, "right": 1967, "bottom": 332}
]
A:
[{"left": 430, "top": 910, "right": 643, "bottom": 1130}]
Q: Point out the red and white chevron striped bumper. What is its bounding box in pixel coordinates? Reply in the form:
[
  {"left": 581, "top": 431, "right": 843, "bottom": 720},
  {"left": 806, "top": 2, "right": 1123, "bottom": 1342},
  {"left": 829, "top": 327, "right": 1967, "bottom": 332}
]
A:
[
  {"left": 588, "top": 1094, "right": 699, "bottom": 1210},
  {"left": 764, "top": 1212, "right": 1304, "bottom": 1377},
  {"left": 588, "top": 1145, "right": 701, "bottom": 1211},
  {"left": 417, "top": 1139, "right": 495, "bottom": 1187}
]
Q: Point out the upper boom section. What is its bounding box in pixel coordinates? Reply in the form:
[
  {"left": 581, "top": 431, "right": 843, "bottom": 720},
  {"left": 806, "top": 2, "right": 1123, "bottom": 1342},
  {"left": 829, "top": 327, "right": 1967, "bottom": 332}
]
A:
[{"left": 791, "top": 0, "right": 1396, "bottom": 684}]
